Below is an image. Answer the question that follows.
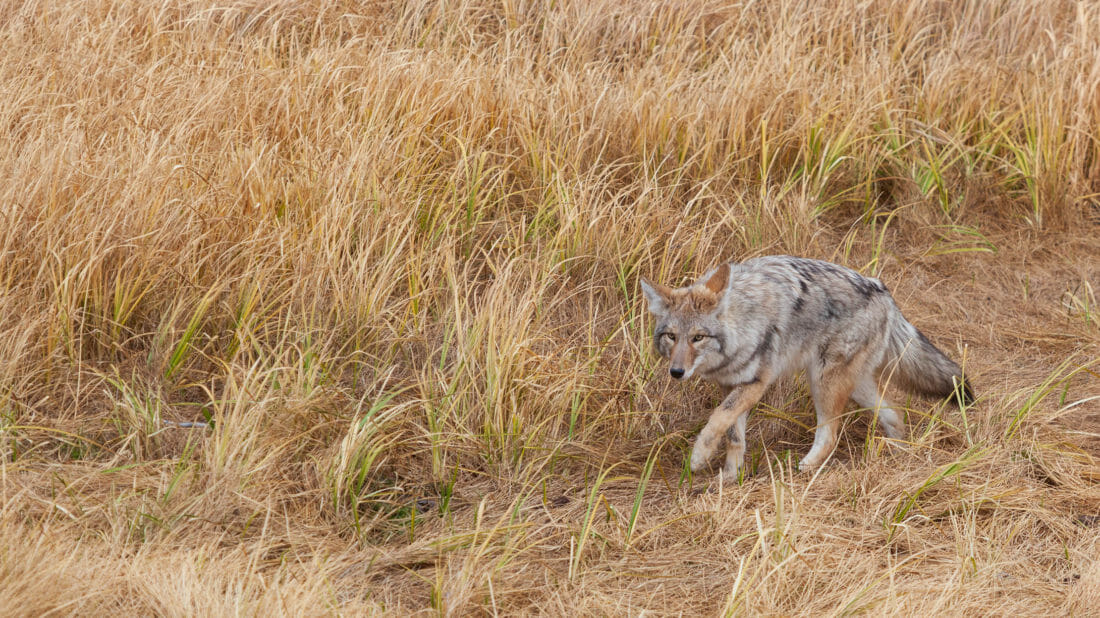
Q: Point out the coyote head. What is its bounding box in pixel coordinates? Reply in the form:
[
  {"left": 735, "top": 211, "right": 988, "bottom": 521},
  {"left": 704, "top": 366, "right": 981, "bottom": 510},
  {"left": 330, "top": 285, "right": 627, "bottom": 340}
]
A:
[{"left": 639, "top": 264, "right": 731, "bottom": 380}]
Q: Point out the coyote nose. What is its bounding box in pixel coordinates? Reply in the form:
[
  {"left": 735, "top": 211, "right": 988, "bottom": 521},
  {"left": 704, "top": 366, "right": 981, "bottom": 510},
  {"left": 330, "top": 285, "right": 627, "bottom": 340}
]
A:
[{"left": 669, "top": 367, "right": 685, "bottom": 379}]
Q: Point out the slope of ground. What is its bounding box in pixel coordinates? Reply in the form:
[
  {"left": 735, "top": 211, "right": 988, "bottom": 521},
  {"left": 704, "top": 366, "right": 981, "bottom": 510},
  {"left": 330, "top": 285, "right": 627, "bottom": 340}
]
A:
[{"left": 0, "top": 1, "right": 1098, "bottom": 615}]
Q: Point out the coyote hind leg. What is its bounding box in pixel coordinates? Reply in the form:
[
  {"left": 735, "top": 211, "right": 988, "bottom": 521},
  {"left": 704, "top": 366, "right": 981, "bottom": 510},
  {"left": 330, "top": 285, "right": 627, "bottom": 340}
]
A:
[
  {"left": 799, "top": 379, "right": 849, "bottom": 471},
  {"left": 800, "top": 351, "right": 871, "bottom": 472},
  {"left": 851, "top": 375, "right": 905, "bottom": 439}
]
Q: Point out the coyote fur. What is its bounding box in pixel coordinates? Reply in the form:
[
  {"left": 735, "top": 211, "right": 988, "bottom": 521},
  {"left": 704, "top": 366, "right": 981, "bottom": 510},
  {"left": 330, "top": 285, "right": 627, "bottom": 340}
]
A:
[{"left": 640, "top": 256, "right": 972, "bottom": 479}]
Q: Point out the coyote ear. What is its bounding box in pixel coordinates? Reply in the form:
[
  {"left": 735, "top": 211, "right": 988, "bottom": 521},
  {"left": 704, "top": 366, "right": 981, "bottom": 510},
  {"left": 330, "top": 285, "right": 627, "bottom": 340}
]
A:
[
  {"left": 639, "top": 277, "right": 672, "bottom": 315},
  {"left": 703, "top": 263, "right": 730, "bottom": 296}
]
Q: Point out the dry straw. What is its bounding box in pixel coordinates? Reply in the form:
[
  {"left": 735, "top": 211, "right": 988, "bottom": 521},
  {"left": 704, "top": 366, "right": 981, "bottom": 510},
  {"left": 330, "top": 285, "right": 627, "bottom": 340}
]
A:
[{"left": 0, "top": 0, "right": 1098, "bottom": 614}]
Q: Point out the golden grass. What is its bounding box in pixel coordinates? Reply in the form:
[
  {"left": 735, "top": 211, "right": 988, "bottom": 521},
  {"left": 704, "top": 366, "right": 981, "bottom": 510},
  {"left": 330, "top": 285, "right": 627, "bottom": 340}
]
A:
[{"left": 1, "top": 0, "right": 1099, "bottom": 614}]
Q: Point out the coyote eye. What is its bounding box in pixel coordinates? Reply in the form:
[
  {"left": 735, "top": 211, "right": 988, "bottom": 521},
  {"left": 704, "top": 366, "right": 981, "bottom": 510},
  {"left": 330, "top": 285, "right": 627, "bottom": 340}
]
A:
[
  {"left": 661, "top": 332, "right": 675, "bottom": 342},
  {"left": 691, "top": 334, "right": 705, "bottom": 343}
]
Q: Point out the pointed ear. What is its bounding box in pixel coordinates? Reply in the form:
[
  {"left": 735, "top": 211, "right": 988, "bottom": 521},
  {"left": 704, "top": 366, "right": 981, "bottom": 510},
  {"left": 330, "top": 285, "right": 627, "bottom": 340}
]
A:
[
  {"left": 703, "top": 263, "right": 730, "bottom": 296},
  {"left": 639, "top": 277, "right": 673, "bottom": 316}
]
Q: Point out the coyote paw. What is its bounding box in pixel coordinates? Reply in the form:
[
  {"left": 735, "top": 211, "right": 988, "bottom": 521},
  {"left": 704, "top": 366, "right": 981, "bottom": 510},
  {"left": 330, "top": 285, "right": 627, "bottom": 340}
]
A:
[
  {"left": 717, "top": 467, "right": 742, "bottom": 485},
  {"left": 689, "top": 441, "right": 715, "bottom": 472},
  {"left": 797, "top": 458, "right": 820, "bottom": 472}
]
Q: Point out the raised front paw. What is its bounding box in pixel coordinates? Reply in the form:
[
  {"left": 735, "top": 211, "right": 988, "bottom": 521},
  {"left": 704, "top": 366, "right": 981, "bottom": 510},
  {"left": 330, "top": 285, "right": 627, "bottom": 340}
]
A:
[{"left": 689, "top": 434, "right": 718, "bottom": 471}]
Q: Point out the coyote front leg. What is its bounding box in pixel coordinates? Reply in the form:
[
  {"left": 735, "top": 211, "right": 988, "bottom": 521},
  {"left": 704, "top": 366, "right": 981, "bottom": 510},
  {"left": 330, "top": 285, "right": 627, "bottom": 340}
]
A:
[{"left": 690, "top": 378, "right": 770, "bottom": 475}]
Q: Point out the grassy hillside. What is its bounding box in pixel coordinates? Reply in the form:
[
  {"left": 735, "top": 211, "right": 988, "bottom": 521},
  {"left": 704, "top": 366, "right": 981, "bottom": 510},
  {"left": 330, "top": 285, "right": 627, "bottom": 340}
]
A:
[{"left": 1, "top": 0, "right": 1098, "bottom": 614}]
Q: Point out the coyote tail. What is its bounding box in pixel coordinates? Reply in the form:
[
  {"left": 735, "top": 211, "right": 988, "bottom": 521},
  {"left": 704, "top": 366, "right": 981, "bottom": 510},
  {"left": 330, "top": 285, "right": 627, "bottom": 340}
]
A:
[{"left": 885, "top": 315, "right": 973, "bottom": 406}]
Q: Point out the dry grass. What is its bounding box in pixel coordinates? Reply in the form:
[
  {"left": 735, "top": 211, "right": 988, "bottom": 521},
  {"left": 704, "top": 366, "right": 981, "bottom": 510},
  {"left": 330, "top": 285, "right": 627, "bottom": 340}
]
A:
[{"left": 1, "top": 0, "right": 1098, "bottom": 614}]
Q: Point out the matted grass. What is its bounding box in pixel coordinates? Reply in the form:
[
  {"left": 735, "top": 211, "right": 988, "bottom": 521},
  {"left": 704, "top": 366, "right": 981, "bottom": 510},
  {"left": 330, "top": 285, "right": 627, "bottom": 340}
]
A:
[{"left": 0, "top": 0, "right": 1098, "bottom": 615}]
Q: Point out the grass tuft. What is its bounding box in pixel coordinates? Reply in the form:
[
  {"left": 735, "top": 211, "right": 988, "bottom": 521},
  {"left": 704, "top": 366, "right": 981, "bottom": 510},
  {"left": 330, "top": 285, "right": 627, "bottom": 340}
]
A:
[{"left": 0, "top": 0, "right": 1097, "bottom": 613}]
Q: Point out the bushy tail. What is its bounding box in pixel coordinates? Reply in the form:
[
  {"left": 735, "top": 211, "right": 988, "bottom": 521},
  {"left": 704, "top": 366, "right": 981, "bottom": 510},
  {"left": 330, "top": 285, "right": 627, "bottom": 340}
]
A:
[{"left": 884, "top": 315, "right": 973, "bottom": 406}]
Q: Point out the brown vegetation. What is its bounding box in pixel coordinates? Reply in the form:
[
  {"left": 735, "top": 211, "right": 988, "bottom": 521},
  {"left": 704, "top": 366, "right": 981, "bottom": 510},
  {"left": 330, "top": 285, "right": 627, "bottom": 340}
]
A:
[{"left": 1, "top": 0, "right": 1098, "bottom": 614}]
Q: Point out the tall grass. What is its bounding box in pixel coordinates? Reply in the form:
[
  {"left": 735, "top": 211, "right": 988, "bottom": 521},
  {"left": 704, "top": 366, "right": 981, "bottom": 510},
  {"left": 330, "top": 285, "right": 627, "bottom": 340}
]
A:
[{"left": 1, "top": 0, "right": 1098, "bottom": 614}]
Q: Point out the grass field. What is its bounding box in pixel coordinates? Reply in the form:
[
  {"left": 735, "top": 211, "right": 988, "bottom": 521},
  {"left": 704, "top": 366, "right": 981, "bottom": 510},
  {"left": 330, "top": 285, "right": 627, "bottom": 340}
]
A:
[{"left": 1, "top": 0, "right": 1099, "bottom": 614}]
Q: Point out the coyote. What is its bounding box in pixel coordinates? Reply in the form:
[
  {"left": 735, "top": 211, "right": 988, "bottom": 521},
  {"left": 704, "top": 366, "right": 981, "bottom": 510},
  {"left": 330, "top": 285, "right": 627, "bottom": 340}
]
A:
[{"left": 640, "top": 256, "right": 972, "bottom": 479}]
